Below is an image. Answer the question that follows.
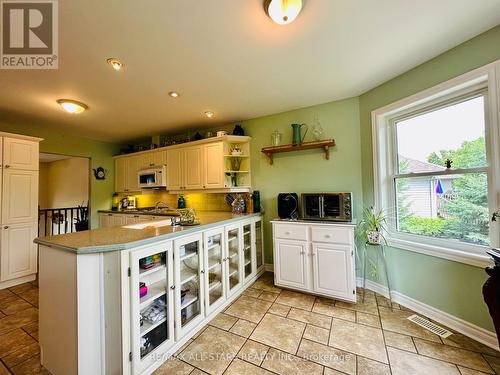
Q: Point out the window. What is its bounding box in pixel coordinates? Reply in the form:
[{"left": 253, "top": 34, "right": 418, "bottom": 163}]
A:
[
  {"left": 372, "top": 63, "right": 500, "bottom": 266},
  {"left": 394, "top": 95, "right": 489, "bottom": 246}
]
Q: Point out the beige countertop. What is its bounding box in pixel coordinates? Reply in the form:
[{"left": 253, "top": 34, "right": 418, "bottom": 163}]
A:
[{"left": 35, "top": 211, "right": 261, "bottom": 254}]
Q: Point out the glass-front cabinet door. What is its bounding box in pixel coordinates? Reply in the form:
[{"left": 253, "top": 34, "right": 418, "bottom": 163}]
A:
[
  {"left": 225, "top": 223, "right": 243, "bottom": 297},
  {"left": 130, "top": 241, "right": 174, "bottom": 374},
  {"left": 203, "top": 227, "right": 226, "bottom": 315},
  {"left": 255, "top": 218, "right": 264, "bottom": 271},
  {"left": 242, "top": 222, "right": 256, "bottom": 283},
  {"left": 174, "top": 233, "right": 204, "bottom": 340}
]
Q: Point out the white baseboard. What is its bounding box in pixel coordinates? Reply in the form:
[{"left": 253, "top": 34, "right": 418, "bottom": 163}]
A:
[
  {"left": 357, "top": 277, "right": 499, "bottom": 351},
  {"left": 264, "top": 263, "right": 274, "bottom": 272}
]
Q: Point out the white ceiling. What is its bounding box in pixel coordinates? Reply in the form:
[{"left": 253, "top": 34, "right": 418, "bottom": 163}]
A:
[
  {"left": 39, "top": 152, "right": 70, "bottom": 163},
  {"left": 1, "top": 0, "right": 499, "bottom": 142}
]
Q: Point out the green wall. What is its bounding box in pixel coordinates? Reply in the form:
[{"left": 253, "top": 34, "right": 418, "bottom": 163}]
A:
[
  {"left": 0, "top": 121, "right": 121, "bottom": 228},
  {"left": 239, "top": 97, "right": 363, "bottom": 264},
  {"left": 358, "top": 25, "right": 500, "bottom": 331}
]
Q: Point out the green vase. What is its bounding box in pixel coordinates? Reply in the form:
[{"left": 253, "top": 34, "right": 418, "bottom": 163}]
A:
[{"left": 291, "top": 123, "right": 308, "bottom": 145}]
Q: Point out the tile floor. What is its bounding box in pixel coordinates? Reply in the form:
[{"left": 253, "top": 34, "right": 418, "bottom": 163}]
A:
[
  {"left": 0, "top": 279, "right": 45, "bottom": 374},
  {"left": 1, "top": 273, "right": 499, "bottom": 375},
  {"left": 156, "top": 272, "right": 500, "bottom": 375}
]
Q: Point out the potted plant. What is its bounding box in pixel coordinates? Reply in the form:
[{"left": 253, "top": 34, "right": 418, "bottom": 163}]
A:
[
  {"left": 74, "top": 203, "right": 89, "bottom": 232},
  {"left": 357, "top": 206, "right": 387, "bottom": 245}
]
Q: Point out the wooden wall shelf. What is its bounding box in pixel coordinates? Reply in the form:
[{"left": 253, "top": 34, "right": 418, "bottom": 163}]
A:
[{"left": 261, "top": 139, "right": 335, "bottom": 165}]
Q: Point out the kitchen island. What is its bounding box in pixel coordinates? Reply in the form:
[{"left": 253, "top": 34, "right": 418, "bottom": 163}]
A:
[{"left": 35, "top": 211, "right": 264, "bottom": 375}]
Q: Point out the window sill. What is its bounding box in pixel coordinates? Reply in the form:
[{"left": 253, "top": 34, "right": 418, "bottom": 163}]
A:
[{"left": 386, "top": 237, "right": 493, "bottom": 268}]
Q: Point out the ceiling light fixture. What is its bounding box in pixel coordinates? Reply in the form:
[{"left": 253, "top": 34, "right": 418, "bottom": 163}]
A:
[
  {"left": 265, "top": 0, "right": 303, "bottom": 25},
  {"left": 106, "top": 58, "right": 123, "bottom": 71},
  {"left": 204, "top": 111, "right": 214, "bottom": 118},
  {"left": 168, "top": 91, "right": 180, "bottom": 98},
  {"left": 57, "top": 99, "right": 88, "bottom": 114}
]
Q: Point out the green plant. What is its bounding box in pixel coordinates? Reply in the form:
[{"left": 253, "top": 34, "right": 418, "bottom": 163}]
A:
[{"left": 356, "top": 207, "right": 388, "bottom": 244}]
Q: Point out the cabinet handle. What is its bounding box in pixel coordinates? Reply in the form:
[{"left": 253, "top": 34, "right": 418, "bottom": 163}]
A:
[
  {"left": 4, "top": 165, "right": 10, "bottom": 169},
  {"left": 284, "top": 231, "right": 291, "bottom": 235},
  {"left": 324, "top": 234, "right": 331, "bottom": 238},
  {"left": 3, "top": 226, "right": 8, "bottom": 229},
  {"left": 170, "top": 285, "right": 175, "bottom": 290},
  {"left": 300, "top": 251, "right": 305, "bottom": 255},
  {"left": 108, "top": 214, "right": 113, "bottom": 216},
  {"left": 200, "top": 270, "right": 205, "bottom": 274}
]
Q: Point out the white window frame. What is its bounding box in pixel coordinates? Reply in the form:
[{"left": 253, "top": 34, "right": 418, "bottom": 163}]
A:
[{"left": 372, "top": 60, "right": 500, "bottom": 268}]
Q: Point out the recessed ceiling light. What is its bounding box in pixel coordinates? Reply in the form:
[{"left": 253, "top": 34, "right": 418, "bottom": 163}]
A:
[
  {"left": 265, "top": 0, "right": 303, "bottom": 25},
  {"left": 168, "top": 91, "right": 180, "bottom": 98},
  {"left": 106, "top": 58, "right": 123, "bottom": 71},
  {"left": 204, "top": 111, "right": 215, "bottom": 118},
  {"left": 57, "top": 99, "right": 88, "bottom": 114}
]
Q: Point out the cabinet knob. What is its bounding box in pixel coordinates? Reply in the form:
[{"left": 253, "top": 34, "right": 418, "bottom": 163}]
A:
[
  {"left": 170, "top": 285, "right": 175, "bottom": 290},
  {"left": 284, "top": 231, "right": 291, "bottom": 235},
  {"left": 300, "top": 251, "right": 305, "bottom": 255},
  {"left": 200, "top": 270, "right": 205, "bottom": 274},
  {"left": 4, "top": 165, "right": 10, "bottom": 169},
  {"left": 3, "top": 226, "right": 8, "bottom": 229},
  {"left": 324, "top": 234, "right": 331, "bottom": 238}
]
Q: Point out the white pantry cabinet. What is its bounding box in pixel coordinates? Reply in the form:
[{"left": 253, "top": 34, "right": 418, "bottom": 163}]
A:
[
  {"left": 2, "top": 168, "right": 38, "bottom": 224},
  {"left": 272, "top": 221, "right": 356, "bottom": 302},
  {"left": 0, "top": 222, "right": 38, "bottom": 282},
  {"left": 2, "top": 137, "right": 39, "bottom": 170},
  {"left": 0, "top": 132, "right": 41, "bottom": 289}
]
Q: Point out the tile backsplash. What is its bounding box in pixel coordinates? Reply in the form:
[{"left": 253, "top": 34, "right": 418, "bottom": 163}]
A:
[{"left": 118, "top": 191, "right": 231, "bottom": 212}]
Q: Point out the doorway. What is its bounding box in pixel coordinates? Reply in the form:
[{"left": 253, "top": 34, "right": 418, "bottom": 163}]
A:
[{"left": 38, "top": 153, "right": 91, "bottom": 236}]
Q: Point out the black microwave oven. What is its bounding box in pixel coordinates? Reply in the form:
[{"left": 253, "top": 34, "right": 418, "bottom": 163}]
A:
[{"left": 301, "top": 193, "right": 352, "bottom": 222}]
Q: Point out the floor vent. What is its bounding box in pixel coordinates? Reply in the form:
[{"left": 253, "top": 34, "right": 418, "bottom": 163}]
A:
[{"left": 407, "top": 315, "right": 453, "bottom": 338}]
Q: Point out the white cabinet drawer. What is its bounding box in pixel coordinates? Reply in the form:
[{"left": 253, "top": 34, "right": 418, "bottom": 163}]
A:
[
  {"left": 274, "top": 224, "right": 308, "bottom": 241},
  {"left": 311, "top": 226, "right": 353, "bottom": 245}
]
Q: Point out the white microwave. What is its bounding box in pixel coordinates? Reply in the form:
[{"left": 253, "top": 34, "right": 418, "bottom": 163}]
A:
[{"left": 138, "top": 166, "right": 167, "bottom": 188}]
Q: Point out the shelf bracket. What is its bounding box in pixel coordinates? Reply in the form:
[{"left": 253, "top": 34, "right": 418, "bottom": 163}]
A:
[
  {"left": 265, "top": 152, "right": 273, "bottom": 165},
  {"left": 324, "top": 145, "right": 330, "bottom": 160}
]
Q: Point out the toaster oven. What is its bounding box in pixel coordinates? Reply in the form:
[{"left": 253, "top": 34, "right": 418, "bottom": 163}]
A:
[{"left": 301, "top": 193, "right": 352, "bottom": 222}]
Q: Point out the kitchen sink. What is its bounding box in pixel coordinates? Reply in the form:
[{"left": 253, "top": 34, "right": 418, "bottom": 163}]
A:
[{"left": 123, "top": 219, "right": 172, "bottom": 230}]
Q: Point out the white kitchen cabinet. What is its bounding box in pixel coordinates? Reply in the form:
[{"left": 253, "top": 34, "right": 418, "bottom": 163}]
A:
[
  {"left": 274, "top": 240, "right": 309, "bottom": 290},
  {"left": 114, "top": 155, "right": 141, "bottom": 193},
  {"left": 115, "top": 157, "right": 127, "bottom": 193},
  {"left": 174, "top": 233, "right": 205, "bottom": 340},
  {"left": 203, "top": 142, "right": 224, "bottom": 189},
  {"left": 242, "top": 221, "right": 256, "bottom": 283},
  {"left": 114, "top": 136, "right": 251, "bottom": 193},
  {"left": 130, "top": 241, "right": 175, "bottom": 374},
  {"left": 272, "top": 221, "right": 356, "bottom": 302},
  {"left": 184, "top": 146, "right": 203, "bottom": 190},
  {"left": 140, "top": 150, "right": 167, "bottom": 168},
  {"left": 0, "top": 222, "right": 38, "bottom": 282},
  {"left": 2, "top": 169, "right": 38, "bottom": 224},
  {"left": 255, "top": 219, "right": 264, "bottom": 271},
  {"left": 225, "top": 223, "right": 243, "bottom": 298},
  {"left": 126, "top": 155, "right": 141, "bottom": 192},
  {"left": 311, "top": 243, "right": 354, "bottom": 301},
  {"left": 2, "top": 137, "right": 39, "bottom": 170},
  {"left": 166, "top": 148, "right": 183, "bottom": 190},
  {"left": 203, "top": 227, "right": 226, "bottom": 315}
]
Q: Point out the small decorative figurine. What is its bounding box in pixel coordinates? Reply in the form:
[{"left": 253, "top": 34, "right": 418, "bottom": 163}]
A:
[
  {"left": 233, "top": 124, "right": 245, "bottom": 136},
  {"left": 445, "top": 159, "right": 453, "bottom": 169}
]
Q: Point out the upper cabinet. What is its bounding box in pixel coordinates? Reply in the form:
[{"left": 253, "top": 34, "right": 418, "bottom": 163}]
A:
[
  {"left": 3, "top": 137, "right": 39, "bottom": 170},
  {"left": 114, "top": 136, "right": 251, "bottom": 193}
]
